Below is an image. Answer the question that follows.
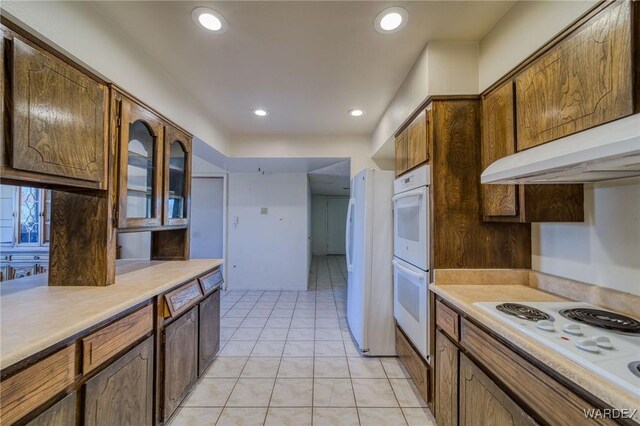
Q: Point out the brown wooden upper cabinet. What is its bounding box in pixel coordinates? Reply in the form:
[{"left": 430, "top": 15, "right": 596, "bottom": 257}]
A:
[
  {"left": 163, "top": 126, "right": 192, "bottom": 226},
  {"left": 114, "top": 91, "right": 164, "bottom": 229},
  {"left": 395, "top": 109, "right": 430, "bottom": 177},
  {"left": 515, "top": 1, "right": 635, "bottom": 151},
  {"left": 481, "top": 81, "right": 584, "bottom": 223},
  {"left": 1, "top": 24, "right": 108, "bottom": 190},
  {"left": 407, "top": 110, "right": 429, "bottom": 169},
  {"left": 395, "top": 130, "right": 408, "bottom": 177}
]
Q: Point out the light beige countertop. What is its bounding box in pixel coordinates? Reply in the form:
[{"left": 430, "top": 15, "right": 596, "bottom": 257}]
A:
[
  {"left": 0, "top": 259, "right": 222, "bottom": 370},
  {"left": 430, "top": 270, "right": 640, "bottom": 420}
]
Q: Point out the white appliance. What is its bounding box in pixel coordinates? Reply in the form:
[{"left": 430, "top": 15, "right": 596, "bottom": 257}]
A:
[
  {"left": 393, "top": 165, "right": 429, "bottom": 271},
  {"left": 474, "top": 301, "right": 640, "bottom": 397},
  {"left": 345, "top": 168, "right": 395, "bottom": 356},
  {"left": 481, "top": 114, "right": 640, "bottom": 184},
  {"left": 392, "top": 257, "right": 429, "bottom": 357},
  {"left": 392, "top": 165, "right": 430, "bottom": 359}
]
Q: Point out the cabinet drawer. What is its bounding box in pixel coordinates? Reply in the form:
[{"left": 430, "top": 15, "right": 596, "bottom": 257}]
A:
[
  {"left": 199, "top": 268, "right": 223, "bottom": 295},
  {"left": 461, "top": 319, "right": 615, "bottom": 425},
  {"left": 395, "top": 325, "right": 429, "bottom": 403},
  {"left": 0, "top": 345, "right": 76, "bottom": 425},
  {"left": 82, "top": 305, "right": 153, "bottom": 374},
  {"left": 436, "top": 300, "right": 459, "bottom": 341},
  {"left": 164, "top": 280, "right": 203, "bottom": 318}
]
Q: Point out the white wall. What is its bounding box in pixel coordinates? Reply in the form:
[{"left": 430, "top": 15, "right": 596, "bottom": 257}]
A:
[
  {"left": 229, "top": 134, "right": 378, "bottom": 176},
  {"left": 532, "top": 178, "right": 640, "bottom": 295},
  {"left": 118, "top": 232, "right": 150, "bottom": 260},
  {"left": 227, "top": 173, "right": 309, "bottom": 290},
  {"left": 479, "top": 0, "right": 639, "bottom": 294},
  {"left": 1, "top": 1, "right": 229, "bottom": 155},
  {"left": 371, "top": 41, "right": 479, "bottom": 161}
]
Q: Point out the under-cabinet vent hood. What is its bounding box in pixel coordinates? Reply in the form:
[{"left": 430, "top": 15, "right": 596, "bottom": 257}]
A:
[{"left": 481, "top": 114, "right": 640, "bottom": 184}]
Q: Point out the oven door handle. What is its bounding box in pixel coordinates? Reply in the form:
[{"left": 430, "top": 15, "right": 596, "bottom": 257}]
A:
[
  {"left": 392, "top": 188, "right": 424, "bottom": 203},
  {"left": 392, "top": 260, "right": 425, "bottom": 281}
]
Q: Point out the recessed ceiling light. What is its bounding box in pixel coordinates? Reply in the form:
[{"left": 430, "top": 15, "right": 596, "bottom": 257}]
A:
[
  {"left": 253, "top": 109, "right": 268, "bottom": 117},
  {"left": 374, "top": 7, "right": 408, "bottom": 34},
  {"left": 349, "top": 109, "right": 365, "bottom": 117},
  {"left": 192, "top": 7, "right": 227, "bottom": 33}
]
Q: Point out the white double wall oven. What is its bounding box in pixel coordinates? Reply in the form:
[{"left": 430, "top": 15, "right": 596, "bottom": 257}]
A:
[{"left": 392, "top": 165, "right": 430, "bottom": 359}]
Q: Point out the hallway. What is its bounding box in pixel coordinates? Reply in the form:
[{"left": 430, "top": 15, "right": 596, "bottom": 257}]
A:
[{"left": 169, "top": 256, "right": 434, "bottom": 425}]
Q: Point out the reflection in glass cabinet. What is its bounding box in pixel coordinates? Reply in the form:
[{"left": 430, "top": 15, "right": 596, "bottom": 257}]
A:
[
  {"left": 168, "top": 141, "right": 187, "bottom": 219},
  {"left": 126, "top": 120, "right": 156, "bottom": 219},
  {"left": 18, "top": 187, "right": 40, "bottom": 244}
]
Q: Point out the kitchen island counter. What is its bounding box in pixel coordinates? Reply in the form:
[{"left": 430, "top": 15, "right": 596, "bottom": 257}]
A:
[{"left": 0, "top": 259, "right": 222, "bottom": 371}]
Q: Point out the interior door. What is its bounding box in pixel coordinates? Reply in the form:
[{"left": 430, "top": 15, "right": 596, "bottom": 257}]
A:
[
  {"left": 327, "top": 197, "right": 348, "bottom": 255},
  {"left": 190, "top": 177, "right": 224, "bottom": 259}
]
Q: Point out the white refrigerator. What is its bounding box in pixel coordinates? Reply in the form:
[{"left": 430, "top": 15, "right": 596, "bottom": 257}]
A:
[{"left": 345, "top": 168, "right": 396, "bottom": 356}]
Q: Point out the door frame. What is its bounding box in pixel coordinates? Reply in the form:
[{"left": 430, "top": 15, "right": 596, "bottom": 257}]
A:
[{"left": 191, "top": 174, "right": 228, "bottom": 290}]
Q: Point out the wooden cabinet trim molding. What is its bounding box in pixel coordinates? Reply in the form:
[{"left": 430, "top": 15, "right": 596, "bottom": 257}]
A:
[
  {"left": 82, "top": 304, "right": 153, "bottom": 374},
  {"left": 0, "top": 345, "right": 76, "bottom": 425}
]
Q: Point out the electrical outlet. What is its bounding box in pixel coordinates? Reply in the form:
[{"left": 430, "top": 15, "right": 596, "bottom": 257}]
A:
[{"left": 261, "top": 207, "right": 268, "bottom": 215}]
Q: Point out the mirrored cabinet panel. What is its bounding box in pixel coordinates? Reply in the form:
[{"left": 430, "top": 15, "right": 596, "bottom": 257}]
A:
[
  {"left": 116, "top": 94, "right": 164, "bottom": 229},
  {"left": 164, "top": 126, "right": 191, "bottom": 226}
]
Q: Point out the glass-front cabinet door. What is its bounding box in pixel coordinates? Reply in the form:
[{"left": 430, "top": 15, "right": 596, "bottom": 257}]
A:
[
  {"left": 163, "top": 126, "right": 191, "bottom": 226},
  {"left": 116, "top": 96, "right": 164, "bottom": 228}
]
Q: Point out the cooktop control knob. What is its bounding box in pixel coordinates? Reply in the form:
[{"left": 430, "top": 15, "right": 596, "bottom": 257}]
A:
[
  {"left": 563, "top": 324, "right": 583, "bottom": 335},
  {"left": 576, "top": 339, "right": 600, "bottom": 353},
  {"left": 536, "top": 320, "right": 555, "bottom": 332},
  {"left": 594, "top": 336, "right": 613, "bottom": 349}
]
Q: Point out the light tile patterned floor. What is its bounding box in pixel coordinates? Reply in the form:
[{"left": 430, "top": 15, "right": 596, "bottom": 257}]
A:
[{"left": 169, "top": 256, "right": 436, "bottom": 426}]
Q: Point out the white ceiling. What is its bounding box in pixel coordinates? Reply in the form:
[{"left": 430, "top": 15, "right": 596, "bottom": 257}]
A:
[{"left": 91, "top": 1, "right": 513, "bottom": 135}]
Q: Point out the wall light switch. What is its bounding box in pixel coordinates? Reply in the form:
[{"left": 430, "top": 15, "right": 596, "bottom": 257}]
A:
[{"left": 261, "top": 207, "right": 268, "bottom": 215}]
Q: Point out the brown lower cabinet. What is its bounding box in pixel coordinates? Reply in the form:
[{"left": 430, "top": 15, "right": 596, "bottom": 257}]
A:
[
  {"left": 163, "top": 307, "right": 199, "bottom": 420},
  {"left": 26, "top": 393, "right": 77, "bottom": 426},
  {"left": 0, "top": 268, "right": 221, "bottom": 426},
  {"left": 435, "top": 330, "right": 457, "bottom": 426},
  {"left": 84, "top": 336, "right": 154, "bottom": 426},
  {"left": 459, "top": 354, "right": 536, "bottom": 426},
  {"left": 434, "top": 298, "right": 617, "bottom": 426},
  {"left": 199, "top": 289, "right": 221, "bottom": 375}
]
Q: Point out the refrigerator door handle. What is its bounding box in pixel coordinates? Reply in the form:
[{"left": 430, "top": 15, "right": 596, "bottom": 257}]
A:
[
  {"left": 392, "top": 260, "right": 425, "bottom": 281},
  {"left": 345, "top": 198, "right": 355, "bottom": 272}
]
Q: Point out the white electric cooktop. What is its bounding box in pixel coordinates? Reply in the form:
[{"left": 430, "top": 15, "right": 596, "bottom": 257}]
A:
[{"left": 474, "top": 301, "right": 640, "bottom": 397}]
